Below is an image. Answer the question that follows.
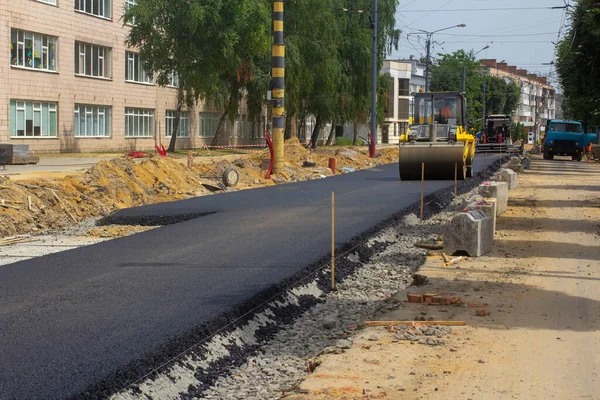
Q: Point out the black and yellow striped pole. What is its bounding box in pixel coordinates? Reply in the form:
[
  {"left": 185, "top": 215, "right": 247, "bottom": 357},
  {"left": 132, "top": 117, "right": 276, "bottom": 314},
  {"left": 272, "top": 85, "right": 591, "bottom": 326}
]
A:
[{"left": 272, "top": 1, "right": 285, "bottom": 174}]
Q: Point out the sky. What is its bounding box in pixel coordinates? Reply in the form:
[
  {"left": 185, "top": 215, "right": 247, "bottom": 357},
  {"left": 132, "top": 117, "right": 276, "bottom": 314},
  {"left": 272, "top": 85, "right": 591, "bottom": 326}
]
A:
[{"left": 389, "top": 0, "right": 571, "bottom": 88}]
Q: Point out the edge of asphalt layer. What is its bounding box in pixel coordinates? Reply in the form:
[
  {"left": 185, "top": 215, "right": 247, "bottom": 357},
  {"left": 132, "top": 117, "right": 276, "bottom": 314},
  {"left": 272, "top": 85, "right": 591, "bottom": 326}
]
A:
[{"left": 71, "top": 156, "right": 509, "bottom": 399}]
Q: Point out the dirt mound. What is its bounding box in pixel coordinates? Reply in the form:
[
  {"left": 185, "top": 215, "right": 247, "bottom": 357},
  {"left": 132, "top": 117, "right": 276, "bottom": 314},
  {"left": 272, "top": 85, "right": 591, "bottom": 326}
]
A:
[
  {"left": 0, "top": 157, "right": 210, "bottom": 238},
  {"left": 0, "top": 144, "right": 399, "bottom": 238}
]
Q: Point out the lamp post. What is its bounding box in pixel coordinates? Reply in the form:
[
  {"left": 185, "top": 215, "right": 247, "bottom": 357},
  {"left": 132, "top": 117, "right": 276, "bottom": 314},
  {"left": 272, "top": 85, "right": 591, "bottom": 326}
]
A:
[
  {"left": 462, "top": 45, "right": 489, "bottom": 93},
  {"left": 409, "top": 24, "right": 466, "bottom": 92}
]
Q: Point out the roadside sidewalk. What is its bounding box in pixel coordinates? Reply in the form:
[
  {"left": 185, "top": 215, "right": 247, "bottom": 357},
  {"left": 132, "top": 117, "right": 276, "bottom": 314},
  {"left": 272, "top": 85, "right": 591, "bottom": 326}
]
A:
[{"left": 288, "top": 158, "right": 600, "bottom": 399}]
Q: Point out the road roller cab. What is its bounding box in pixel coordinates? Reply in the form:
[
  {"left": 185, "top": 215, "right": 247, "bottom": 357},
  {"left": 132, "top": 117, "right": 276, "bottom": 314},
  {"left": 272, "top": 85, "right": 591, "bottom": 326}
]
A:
[{"left": 399, "top": 92, "right": 475, "bottom": 181}]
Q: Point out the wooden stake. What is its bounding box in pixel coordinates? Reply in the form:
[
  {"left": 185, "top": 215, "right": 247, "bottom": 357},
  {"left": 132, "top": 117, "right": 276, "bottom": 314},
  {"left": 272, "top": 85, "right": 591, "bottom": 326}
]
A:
[
  {"left": 52, "top": 191, "right": 78, "bottom": 223},
  {"left": 454, "top": 162, "right": 458, "bottom": 196},
  {"left": 331, "top": 191, "right": 335, "bottom": 290},
  {"left": 365, "top": 321, "right": 466, "bottom": 327},
  {"left": 28, "top": 196, "right": 32, "bottom": 211},
  {"left": 420, "top": 163, "right": 425, "bottom": 221}
]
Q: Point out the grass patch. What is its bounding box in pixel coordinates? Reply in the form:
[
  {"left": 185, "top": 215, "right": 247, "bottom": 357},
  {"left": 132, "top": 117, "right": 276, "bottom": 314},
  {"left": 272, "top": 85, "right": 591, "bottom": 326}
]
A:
[{"left": 334, "top": 137, "right": 357, "bottom": 146}]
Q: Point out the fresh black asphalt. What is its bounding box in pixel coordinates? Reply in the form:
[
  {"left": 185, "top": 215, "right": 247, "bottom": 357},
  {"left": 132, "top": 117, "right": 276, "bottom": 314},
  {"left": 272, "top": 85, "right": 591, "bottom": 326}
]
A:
[{"left": 0, "top": 155, "right": 501, "bottom": 399}]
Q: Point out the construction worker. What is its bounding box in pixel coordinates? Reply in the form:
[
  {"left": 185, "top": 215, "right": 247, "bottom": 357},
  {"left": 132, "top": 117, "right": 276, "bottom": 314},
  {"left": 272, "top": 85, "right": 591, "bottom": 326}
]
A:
[
  {"left": 438, "top": 100, "right": 453, "bottom": 124},
  {"left": 585, "top": 141, "right": 593, "bottom": 160}
]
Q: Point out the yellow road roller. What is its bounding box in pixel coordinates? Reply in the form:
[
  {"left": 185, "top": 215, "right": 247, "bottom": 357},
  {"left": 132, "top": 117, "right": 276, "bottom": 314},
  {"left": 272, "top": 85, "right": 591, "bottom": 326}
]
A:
[{"left": 399, "top": 91, "right": 475, "bottom": 181}]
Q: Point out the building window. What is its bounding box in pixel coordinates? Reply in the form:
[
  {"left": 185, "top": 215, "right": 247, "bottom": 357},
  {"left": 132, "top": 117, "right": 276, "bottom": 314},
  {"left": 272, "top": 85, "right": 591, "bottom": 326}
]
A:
[
  {"left": 125, "top": 52, "right": 152, "bottom": 84},
  {"left": 10, "top": 100, "right": 58, "bottom": 138},
  {"left": 125, "top": 0, "right": 137, "bottom": 24},
  {"left": 199, "top": 112, "right": 221, "bottom": 137},
  {"left": 237, "top": 115, "right": 247, "bottom": 138},
  {"left": 165, "top": 110, "right": 189, "bottom": 137},
  {"left": 75, "top": 0, "right": 111, "bottom": 19},
  {"left": 168, "top": 72, "right": 179, "bottom": 88},
  {"left": 399, "top": 79, "right": 410, "bottom": 96},
  {"left": 10, "top": 29, "right": 58, "bottom": 72},
  {"left": 36, "top": 0, "right": 57, "bottom": 5},
  {"left": 75, "top": 42, "right": 112, "bottom": 79},
  {"left": 125, "top": 108, "right": 154, "bottom": 137},
  {"left": 74, "top": 104, "right": 111, "bottom": 137}
]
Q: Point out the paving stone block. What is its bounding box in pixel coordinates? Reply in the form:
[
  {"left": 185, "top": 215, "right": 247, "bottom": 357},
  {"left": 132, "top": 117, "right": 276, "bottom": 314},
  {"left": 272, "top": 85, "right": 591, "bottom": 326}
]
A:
[
  {"left": 443, "top": 210, "right": 494, "bottom": 257},
  {"left": 495, "top": 168, "right": 518, "bottom": 190},
  {"left": 478, "top": 182, "right": 508, "bottom": 216},
  {"left": 465, "top": 199, "right": 497, "bottom": 233}
]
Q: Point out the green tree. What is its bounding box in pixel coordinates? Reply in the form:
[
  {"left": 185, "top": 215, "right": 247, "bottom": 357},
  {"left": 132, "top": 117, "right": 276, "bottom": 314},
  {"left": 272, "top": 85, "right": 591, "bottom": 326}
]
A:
[
  {"left": 431, "top": 50, "right": 521, "bottom": 129},
  {"left": 511, "top": 122, "right": 527, "bottom": 143},
  {"left": 284, "top": 0, "right": 400, "bottom": 148},
  {"left": 430, "top": 50, "right": 483, "bottom": 125},
  {"left": 124, "top": 0, "right": 272, "bottom": 149},
  {"left": 556, "top": 0, "right": 600, "bottom": 129}
]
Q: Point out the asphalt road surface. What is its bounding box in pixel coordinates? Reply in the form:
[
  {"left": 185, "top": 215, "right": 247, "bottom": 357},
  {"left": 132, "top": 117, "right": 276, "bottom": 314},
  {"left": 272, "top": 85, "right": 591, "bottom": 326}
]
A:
[{"left": 0, "top": 155, "right": 501, "bottom": 399}]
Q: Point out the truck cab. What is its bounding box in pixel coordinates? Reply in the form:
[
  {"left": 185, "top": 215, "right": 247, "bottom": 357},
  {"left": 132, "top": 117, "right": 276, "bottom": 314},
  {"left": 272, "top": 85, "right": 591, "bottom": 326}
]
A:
[{"left": 543, "top": 120, "right": 596, "bottom": 161}]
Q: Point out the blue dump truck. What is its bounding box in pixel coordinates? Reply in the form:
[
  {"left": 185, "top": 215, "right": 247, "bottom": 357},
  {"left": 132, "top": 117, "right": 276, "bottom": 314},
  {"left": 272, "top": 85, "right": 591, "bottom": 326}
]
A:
[{"left": 542, "top": 120, "right": 597, "bottom": 161}]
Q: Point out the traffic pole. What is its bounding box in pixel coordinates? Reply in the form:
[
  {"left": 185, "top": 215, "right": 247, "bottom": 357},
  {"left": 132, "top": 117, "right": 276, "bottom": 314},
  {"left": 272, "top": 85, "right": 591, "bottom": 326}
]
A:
[
  {"left": 272, "top": 1, "right": 285, "bottom": 174},
  {"left": 370, "top": 0, "right": 378, "bottom": 152}
]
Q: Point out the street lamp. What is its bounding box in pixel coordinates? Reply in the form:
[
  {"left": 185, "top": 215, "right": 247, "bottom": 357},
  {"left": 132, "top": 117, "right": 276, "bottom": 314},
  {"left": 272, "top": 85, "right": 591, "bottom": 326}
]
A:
[
  {"left": 409, "top": 24, "right": 466, "bottom": 92},
  {"left": 462, "top": 45, "right": 489, "bottom": 93}
]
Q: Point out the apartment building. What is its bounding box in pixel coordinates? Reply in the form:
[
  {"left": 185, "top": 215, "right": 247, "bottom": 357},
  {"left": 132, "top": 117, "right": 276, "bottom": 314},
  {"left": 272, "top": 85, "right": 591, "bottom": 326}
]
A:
[
  {"left": 480, "top": 59, "right": 556, "bottom": 143},
  {"left": 340, "top": 60, "right": 412, "bottom": 145},
  {"left": 403, "top": 57, "right": 426, "bottom": 125},
  {"left": 1, "top": 0, "right": 262, "bottom": 154}
]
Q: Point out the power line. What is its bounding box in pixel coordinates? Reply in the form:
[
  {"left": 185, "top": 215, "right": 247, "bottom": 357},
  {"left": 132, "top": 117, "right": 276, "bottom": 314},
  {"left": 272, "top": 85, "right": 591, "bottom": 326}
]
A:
[
  {"left": 399, "top": 6, "right": 567, "bottom": 13},
  {"left": 437, "top": 32, "right": 556, "bottom": 37},
  {"left": 441, "top": 40, "right": 554, "bottom": 44},
  {"left": 407, "top": 0, "right": 455, "bottom": 26}
]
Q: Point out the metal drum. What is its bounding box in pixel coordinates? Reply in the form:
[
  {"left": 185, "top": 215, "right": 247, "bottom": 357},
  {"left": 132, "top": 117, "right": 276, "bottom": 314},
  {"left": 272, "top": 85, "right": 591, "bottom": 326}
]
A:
[{"left": 399, "top": 142, "right": 467, "bottom": 181}]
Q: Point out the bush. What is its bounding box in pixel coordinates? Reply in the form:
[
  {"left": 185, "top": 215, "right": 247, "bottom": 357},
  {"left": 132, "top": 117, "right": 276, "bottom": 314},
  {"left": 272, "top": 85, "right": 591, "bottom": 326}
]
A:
[{"left": 334, "top": 137, "right": 356, "bottom": 146}]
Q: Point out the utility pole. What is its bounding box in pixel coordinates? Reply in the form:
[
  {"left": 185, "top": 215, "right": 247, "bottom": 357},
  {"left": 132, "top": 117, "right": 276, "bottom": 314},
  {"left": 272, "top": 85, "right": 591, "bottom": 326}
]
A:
[
  {"left": 425, "top": 37, "right": 432, "bottom": 92},
  {"left": 408, "top": 24, "right": 466, "bottom": 93},
  {"left": 462, "top": 45, "right": 489, "bottom": 93},
  {"left": 370, "top": 0, "right": 378, "bottom": 148},
  {"left": 271, "top": 1, "right": 285, "bottom": 174},
  {"left": 482, "top": 72, "right": 487, "bottom": 128},
  {"left": 461, "top": 60, "right": 466, "bottom": 93}
]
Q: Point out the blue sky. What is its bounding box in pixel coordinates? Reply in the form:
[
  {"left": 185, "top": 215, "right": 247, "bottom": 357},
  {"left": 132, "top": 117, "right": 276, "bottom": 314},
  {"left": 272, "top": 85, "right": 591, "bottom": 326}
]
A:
[{"left": 389, "top": 0, "right": 570, "bottom": 87}]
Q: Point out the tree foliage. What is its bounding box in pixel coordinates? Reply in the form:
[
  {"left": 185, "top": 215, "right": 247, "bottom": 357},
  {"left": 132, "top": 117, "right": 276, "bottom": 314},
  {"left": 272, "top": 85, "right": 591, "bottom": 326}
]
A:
[
  {"left": 124, "top": 0, "right": 272, "bottom": 147},
  {"left": 125, "top": 0, "right": 401, "bottom": 149},
  {"left": 511, "top": 122, "right": 528, "bottom": 143},
  {"left": 430, "top": 50, "right": 521, "bottom": 130},
  {"left": 284, "top": 0, "right": 401, "bottom": 147},
  {"left": 556, "top": 0, "right": 600, "bottom": 127}
]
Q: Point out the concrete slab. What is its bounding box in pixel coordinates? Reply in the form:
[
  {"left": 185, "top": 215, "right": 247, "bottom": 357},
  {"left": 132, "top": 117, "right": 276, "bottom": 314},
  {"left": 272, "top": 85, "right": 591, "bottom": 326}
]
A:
[
  {"left": 478, "top": 181, "right": 508, "bottom": 216},
  {"left": 465, "top": 199, "right": 497, "bottom": 233},
  {"left": 496, "top": 168, "right": 518, "bottom": 190},
  {"left": 443, "top": 210, "right": 494, "bottom": 257}
]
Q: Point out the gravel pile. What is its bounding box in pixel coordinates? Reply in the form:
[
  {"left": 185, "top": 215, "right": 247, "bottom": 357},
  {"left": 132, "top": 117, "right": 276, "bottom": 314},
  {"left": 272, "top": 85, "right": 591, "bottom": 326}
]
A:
[
  {"left": 396, "top": 325, "right": 453, "bottom": 346},
  {"left": 198, "top": 225, "right": 427, "bottom": 400}
]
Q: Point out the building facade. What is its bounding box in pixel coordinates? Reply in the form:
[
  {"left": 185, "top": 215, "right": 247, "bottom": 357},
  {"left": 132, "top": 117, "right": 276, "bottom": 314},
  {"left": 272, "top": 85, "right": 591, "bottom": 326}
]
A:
[
  {"left": 1, "top": 0, "right": 263, "bottom": 154},
  {"left": 380, "top": 60, "right": 411, "bottom": 144},
  {"left": 341, "top": 60, "right": 412, "bottom": 145},
  {"left": 404, "top": 58, "right": 426, "bottom": 125},
  {"left": 480, "top": 59, "right": 556, "bottom": 144}
]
